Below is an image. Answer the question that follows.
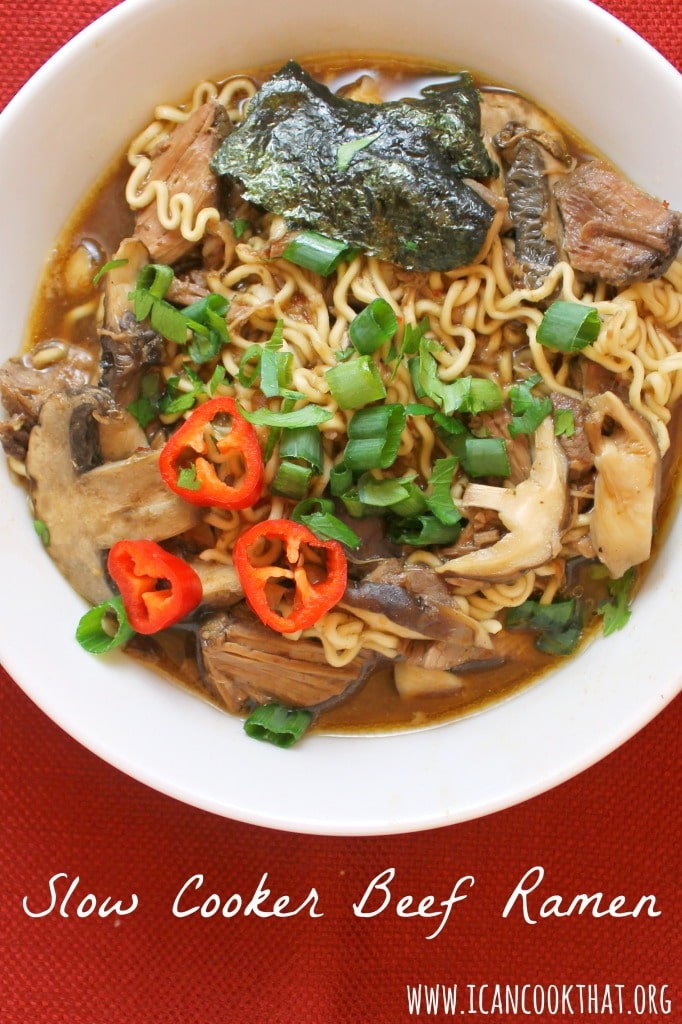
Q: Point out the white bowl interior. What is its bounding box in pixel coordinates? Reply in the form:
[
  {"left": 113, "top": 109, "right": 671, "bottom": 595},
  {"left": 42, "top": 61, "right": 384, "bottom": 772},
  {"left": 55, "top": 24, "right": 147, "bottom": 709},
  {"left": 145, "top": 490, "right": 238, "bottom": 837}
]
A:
[{"left": 0, "top": 0, "right": 680, "bottom": 833}]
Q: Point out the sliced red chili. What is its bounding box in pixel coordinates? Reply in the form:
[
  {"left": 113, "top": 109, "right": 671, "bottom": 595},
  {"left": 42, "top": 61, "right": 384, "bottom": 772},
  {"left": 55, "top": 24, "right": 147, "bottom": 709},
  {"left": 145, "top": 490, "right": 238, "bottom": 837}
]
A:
[
  {"left": 232, "top": 519, "right": 347, "bottom": 634},
  {"left": 159, "top": 396, "right": 264, "bottom": 509},
  {"left": 107, "top": 540, "right": 203, "bottom": 635}
]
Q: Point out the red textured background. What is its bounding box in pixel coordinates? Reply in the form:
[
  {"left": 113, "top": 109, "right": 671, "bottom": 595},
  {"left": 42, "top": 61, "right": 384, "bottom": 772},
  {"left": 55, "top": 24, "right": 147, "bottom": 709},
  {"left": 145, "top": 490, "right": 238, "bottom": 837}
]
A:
[{"left": 1, "top": 2, "right": 680, "bottom": 1021}]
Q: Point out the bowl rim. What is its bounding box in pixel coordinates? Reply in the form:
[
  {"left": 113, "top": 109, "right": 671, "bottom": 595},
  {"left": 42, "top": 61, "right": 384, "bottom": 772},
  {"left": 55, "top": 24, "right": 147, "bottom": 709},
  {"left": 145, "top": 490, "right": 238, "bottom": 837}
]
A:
[{"left": 0, "top": 0, "right": 680, "bottom": 835}]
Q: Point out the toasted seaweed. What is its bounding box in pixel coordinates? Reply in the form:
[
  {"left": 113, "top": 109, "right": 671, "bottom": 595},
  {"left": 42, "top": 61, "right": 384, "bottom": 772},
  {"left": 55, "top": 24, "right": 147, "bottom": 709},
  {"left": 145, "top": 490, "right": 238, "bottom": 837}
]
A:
[{"left": 210, "top": 61, "right": 498, "bottom": 272}]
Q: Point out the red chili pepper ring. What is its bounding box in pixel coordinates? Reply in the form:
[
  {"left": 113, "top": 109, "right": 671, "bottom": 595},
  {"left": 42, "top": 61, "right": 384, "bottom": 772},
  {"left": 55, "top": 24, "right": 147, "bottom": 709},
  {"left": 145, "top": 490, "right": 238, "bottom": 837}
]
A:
[
  {"left": 159, "top": 396, "right": 264, "bottom": 510},
  {"left": 232, "top": 519, "right": 347, "bottom": 634},
  {"left": 107, "top": 539, "right": 203, "bottom": 635}
]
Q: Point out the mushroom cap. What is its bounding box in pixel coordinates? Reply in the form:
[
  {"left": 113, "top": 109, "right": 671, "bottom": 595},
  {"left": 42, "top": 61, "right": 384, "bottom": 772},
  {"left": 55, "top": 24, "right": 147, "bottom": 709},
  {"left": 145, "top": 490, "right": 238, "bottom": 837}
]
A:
[
  {"left": 26, "top": 387, "right": 200, "bottom": 605},
  {"left": 437, "top": 417, "right": 568, "bottom": 582},
  {"left": 586, "top": 391, "right": 661, "bottom": 579}
]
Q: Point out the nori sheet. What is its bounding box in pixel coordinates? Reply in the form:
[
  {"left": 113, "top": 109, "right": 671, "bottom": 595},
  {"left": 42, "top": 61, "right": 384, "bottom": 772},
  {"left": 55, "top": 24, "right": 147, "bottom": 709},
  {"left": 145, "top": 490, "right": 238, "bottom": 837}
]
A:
[{"left": 211, "top": 61, "right": 498, "bottom": 272}]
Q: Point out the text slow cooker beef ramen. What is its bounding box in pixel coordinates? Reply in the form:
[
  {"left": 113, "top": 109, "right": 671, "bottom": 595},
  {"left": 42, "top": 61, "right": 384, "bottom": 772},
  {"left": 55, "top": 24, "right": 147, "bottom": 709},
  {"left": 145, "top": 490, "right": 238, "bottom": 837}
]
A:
[{"left": 1, "top": 55, "right": 680, "bottom": 747}]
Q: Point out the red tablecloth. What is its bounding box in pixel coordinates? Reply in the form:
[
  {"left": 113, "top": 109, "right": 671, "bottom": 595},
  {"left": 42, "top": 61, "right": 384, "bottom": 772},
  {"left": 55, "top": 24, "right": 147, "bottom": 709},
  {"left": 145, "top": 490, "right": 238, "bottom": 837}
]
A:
[{"left": 1, "top": 3, "right": 680, "bottom": 1021}]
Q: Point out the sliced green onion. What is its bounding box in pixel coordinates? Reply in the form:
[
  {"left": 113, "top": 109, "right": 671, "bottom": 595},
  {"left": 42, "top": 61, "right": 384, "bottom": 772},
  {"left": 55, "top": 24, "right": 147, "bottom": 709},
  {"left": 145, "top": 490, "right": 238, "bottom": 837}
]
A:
[
  {"left": 357, "top": 472, "right": 415, "bottom": 508},
  {"left": 325, "top": 356, "right": 387, "bottom": 409},
  {"left": 33, "top": 519, "right": 50, "bottom": 546},
  {"left": 340, "top": 489, "right": 374, "bottom": 518},
  {"left": 329, "top": 462, "right": 353, "bottom": 497},
  {"left": 349, "top": 298, "right": 398, "bottom": 355},
  {"left": 291, "top": 497, "right": 361, "bottom": 548},
  {"left": 183, "top": 293, "right": 229, "bottom": 342},
  {"left": 282, "top": 231, "right": 355, "bottom": 276},
  {"left": 425, "top": 457, "right": 462, "bottom": 525},
  {"left": 389, "top": 481, "right": 429, "bottom": 518},
  {"left": 272, "top": 460, "right": 313, "bottom": 499},
  {"left": 76, "top": 595, "right": 136, "bottom": 655},
  {"left": 388, "top": 514, "right": 463, "bottom": 547},
  {"left": 279, "top": 426, "right": 323, "bottom": 473},
  {"left": 536, "top": 300, "right": 601, "bottom": 352},
  {"left": 207, "top": 364, "right": 227, "bottom": 395},
  {"left": 448, "top": 435, "right": 511, "bottom": 478},
  {"left": 337, "top": 130, "right": 381, "bottom": 171},
  {"left": 406, "top": 402, "right": 435, "bottom": 417},
  {"left": 554, "top": 409, "right": 575, "bottom": 438},
  {"left": 343, "top": 404, "right": 406, "bottom": 472},
  {"left": 137, "top": 263, "right": 174, "bottom": 300},
  {"left": 243, "top": 703, "right": 312, "bottom": 748},
  {"left": 92, "top": 257, "right": 129, "bottom": 286},
  {"left": 238, "top": 403, "right": 334, "bottom": 429},
  {"left": 150, "top": 299, "right": 189, "bottom": 344}
]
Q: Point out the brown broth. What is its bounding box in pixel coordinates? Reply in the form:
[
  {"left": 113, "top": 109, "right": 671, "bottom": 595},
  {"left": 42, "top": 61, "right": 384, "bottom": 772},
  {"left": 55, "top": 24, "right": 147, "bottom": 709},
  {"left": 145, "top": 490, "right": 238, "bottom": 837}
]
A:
[{"left": 22, "top": 54, "right": 682, "bottom": 736}]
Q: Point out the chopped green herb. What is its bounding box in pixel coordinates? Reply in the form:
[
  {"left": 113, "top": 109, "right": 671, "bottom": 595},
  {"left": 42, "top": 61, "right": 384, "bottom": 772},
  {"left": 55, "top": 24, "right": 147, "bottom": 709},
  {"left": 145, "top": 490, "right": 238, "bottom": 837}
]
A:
[
  {"left": 388, "top": 513, "right": 463, "bottom": 547},
  {"left": 356, "top": 471, "right": 416, "bottom": 508},
  {"left": 506, "top": 598, "right": 584, "bottom": 655},
  {"left": 598, "top": 567, "right": 636, "bottom": 636},
  {"left": 176, "top": 465, "right": 202, "bottom": 492},
  {"left": 508, "top": 374, "right": 553, "bottom": 438},
  {"left": 291, "top": 497, "right": 361, "bottom": 548},
  {"left": 33, "top": 519, "right": 50, "bottom": 546},
  {"left": 92, "top": 257, "right": 129, "bottom": 286},
  {"left": 425, "top": 457, "right": 462, "bottom": 525},
  {"left": 232, "top": 218, "right": 251, "bottom": 238},
  {"left": 337, "top": 130, "right": 381, "bottom": 171},
  {"left": 554, "top": 408, "right": 575, "bottom": 438},
  {"left": 238, "top": 403, "right": 334, "bottom": 428}
]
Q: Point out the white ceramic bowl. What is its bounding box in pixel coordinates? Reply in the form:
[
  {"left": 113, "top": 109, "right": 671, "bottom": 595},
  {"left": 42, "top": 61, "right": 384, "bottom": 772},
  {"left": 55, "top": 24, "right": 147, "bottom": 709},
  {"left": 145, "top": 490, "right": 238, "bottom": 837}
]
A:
[{"left": 1, "top": 0, "right": 680, "bottom": 834}]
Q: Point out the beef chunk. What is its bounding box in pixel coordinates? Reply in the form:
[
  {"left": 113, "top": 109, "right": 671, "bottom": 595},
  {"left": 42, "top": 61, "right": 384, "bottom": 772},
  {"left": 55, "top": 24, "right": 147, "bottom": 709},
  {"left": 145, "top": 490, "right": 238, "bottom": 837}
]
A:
[{"left": 554, "top": 159, "right": 681, "bottom": 286}]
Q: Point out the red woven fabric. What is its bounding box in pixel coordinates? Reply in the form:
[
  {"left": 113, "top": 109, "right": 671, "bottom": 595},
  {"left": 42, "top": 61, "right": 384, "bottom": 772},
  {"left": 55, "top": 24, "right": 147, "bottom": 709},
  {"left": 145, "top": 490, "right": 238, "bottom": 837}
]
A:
[{"left": 1, "top": 3, "right": 680, "bottom": 1021}]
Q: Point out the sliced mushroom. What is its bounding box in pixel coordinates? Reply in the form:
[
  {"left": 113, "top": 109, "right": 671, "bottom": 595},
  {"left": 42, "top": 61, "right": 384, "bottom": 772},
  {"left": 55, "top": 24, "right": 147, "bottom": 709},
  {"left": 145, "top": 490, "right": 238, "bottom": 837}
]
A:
[
  {"left": 493, "top": 120, "right": 570, "bottom": 288},
  {"left": 437, "top": 417, "right": 568, "bottom": 581},
  {"left": 0, "top": 340, "right": 95, "bottom": 460},
  {"left": 585, "top": 391, "right": 661, "bottom": 578},
  {"left": 98, "top": 237, "right": 165, "bottom": 406},
  {"left": 199, "top": 605, "right": 379, "bottom": 713},
  {"left": 480, "top": 89, "right": 573, "bottom": 289},
  {"left": 25, "top": 387, "right": 200, "bottom": 605},
  {"left": 189, "top": 558, "right": 243, "bottom": 609},
  {"left": 341, "top": 560, "right": 495, "bottom": 641}
]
